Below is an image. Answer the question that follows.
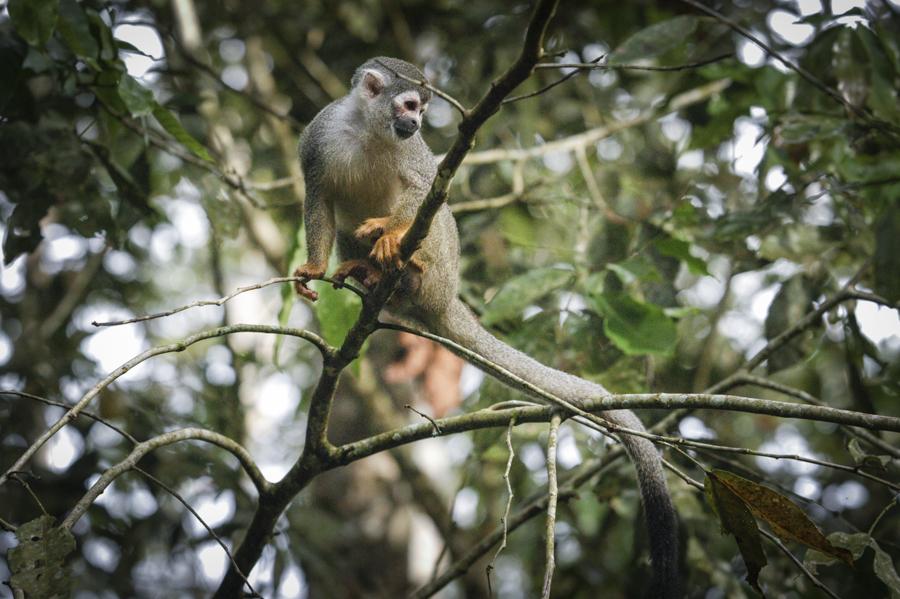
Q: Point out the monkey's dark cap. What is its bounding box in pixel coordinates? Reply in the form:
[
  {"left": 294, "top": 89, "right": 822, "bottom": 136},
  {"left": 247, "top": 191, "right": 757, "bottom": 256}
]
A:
[{"left": 352, "top": 56, "right": 433, "bottom": 104}]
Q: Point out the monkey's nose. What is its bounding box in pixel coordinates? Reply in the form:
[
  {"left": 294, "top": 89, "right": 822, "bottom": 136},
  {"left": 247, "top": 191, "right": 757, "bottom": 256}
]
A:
[{"left": 393, "top": 117, "right": 419, "bottom": 139}]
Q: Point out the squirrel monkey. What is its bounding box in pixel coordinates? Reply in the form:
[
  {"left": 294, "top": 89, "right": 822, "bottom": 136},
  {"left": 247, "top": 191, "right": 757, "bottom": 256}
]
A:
[{"left": 294, "top": 57, "right": 680, "bottom": 597}]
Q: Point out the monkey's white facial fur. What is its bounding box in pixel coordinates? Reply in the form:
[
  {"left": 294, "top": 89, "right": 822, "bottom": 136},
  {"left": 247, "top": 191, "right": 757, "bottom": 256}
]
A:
[{"left": 391, "top": 90, "right": 427, "bottom": 140}]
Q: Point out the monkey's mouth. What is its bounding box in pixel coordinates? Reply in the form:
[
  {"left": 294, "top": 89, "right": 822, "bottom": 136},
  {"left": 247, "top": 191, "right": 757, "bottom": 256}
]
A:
[{"left": 393, "top": 119, "right": 419, "bottom": 139}]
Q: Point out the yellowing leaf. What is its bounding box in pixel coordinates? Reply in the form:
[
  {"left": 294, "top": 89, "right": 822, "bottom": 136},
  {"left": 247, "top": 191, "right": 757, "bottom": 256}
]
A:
[
  {"left": 713, "top": 470, "right": 853, "bottom": 565},
  {"left": 705, "top": 473, "right": 767, "bottom": 593}
]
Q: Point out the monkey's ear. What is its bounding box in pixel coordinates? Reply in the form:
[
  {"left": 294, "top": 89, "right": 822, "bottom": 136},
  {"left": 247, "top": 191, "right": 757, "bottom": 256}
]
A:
[{"left": 361, "top": 69, "right": 386, "bottom": 98}]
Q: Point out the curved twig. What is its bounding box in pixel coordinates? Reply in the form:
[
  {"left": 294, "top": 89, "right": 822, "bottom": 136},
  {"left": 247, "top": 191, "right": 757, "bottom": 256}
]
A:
[
  {"left": 62, "top": 427, "right": 269, "bottom": 530},
  {"left": 0, "top": 324, "right": 332, "bottom": 489}
]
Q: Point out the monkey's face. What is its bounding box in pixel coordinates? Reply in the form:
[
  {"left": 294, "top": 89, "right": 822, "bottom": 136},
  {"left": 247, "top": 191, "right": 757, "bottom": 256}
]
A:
[
  {"left": 390, "top": 90, "right": 427, "bottom": 140},
  {"left": 356, "top": 66, "right": 429, "bottom": 143}
]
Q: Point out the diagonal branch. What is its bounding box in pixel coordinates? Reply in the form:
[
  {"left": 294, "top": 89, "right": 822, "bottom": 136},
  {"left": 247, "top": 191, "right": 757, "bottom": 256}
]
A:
[{"left": 213, "top": 4, "right": 562, "bottom": 595}]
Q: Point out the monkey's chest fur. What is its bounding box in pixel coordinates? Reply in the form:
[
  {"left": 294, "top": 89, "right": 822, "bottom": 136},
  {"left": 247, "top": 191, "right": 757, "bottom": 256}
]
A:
[{"left": 322, "top": 129, "right": 410, "bottom": 230}]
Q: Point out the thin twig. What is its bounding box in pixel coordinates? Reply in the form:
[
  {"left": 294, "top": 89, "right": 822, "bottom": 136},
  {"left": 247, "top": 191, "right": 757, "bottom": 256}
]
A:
[
  {"left": 91, "top": 275, "right": 363, "bottom": 327},
  {"left": 761, "top": 529, "right": 841, "bottom": 599},
  {"left": 412, "top": 453, "right": 615, "bottom": 598},
  {"left": 680, "top": 0, "right": 872, "bottom": 124},
  {"left": 574, "top": 144, "right": 628, "bottom": 225},
  {"left": 99, "top": 105, "right": 278, "bottom": 210},
  {"left": 0, "top": 516, "right": 14, "bottom": 532},
  {"left": 405, "top": 404, "right": 443, "bottom": 435},
  {"left": 0, "top": 390, "right": 138, "bottom": 444},
  {"left": 731, "top": 373, "right": 900, "bottom": 459},
  {"left": 487, "top": 418, "right": 516, "bottom": 596},
  {"left": 61, "top": 427, "right": 268, "bottom": 529},
  {"left": 845, "top": 289, "right": 898, "bottom": 310},
  {"left": 504, "top": 55, "right": 605, "bottom": 104},
  {"left": 9, "top": 473, "right": 48, "bottom": 516},
  {"left": 867, "top": 496, "right": 898, "bottom": 536},
  {"left": 135, "top": 466, "right": 260, "bottom": 597},
  {"left": 536, "top": 52, "right": 733, "bottom": 73},
  {"left": 541, "top": 414, "right": 562, "bottom": 599},
  {"left": 0, "top": 391, "right": 259, "bottom": 595},
  {"left": 40, "top": 248, "right": 108, "bottom": 338},
  {"left": 373, "top": 58, "right": 467, "bottom": 116}
]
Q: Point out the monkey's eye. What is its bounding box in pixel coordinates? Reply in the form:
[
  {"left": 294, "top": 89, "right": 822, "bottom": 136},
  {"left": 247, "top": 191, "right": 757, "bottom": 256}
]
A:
[{"left": 404, "top": 100, "right": 418, "bottom": 111}]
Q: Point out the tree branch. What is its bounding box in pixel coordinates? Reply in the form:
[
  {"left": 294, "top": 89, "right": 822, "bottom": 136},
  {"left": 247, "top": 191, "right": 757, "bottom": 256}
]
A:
[
  {"left": 0, "top": 324, "right": 332, "bottom": 489},
  {"left": 62, "top": 427, "right": 269, "bottom": 530},
  {"left": 541, "top": 414, "right": 561, "bottom": 599},
  {"left": 731, "top": 373, "right": 900, "bottom": 459}
]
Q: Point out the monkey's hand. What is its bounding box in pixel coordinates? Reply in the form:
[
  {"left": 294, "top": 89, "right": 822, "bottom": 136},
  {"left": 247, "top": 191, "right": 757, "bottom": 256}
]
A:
[
  {"left": 355, "top": 218, "right": 425, "bottom": 272},
  {"left": 354, "top": 217, "right": 390, "bottom": 241},
  {"left": 292, "top": 262, "right": 327, "bottom": 301},
  {"left": 332, "top": 258, "right": 382, "bottom": 291}
]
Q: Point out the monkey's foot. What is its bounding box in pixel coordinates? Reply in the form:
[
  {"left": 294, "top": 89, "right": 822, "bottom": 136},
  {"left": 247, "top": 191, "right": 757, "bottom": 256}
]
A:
[
  {"left": 354, "top": 217, "right": 390, "bottom": 241},
  {"left": 333, "top": 258, "right": 382, "bottom": 290},
  {"left": 292, "top": 262, "right": 326, "bottom": 301},
  {"left": 408, "top": 255, "right": 425, "bottom": 272}
]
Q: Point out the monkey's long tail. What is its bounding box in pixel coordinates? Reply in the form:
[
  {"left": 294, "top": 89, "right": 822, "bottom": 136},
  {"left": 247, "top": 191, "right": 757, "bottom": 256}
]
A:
[{"left": 426, "top": 298, "right": 680, "bottom": 598}]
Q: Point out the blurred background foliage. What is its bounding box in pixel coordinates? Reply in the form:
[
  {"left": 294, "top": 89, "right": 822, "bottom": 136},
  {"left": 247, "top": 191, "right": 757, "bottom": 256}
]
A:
[{"left": 0, "top": 0, "right": 898, "bottom": 597}]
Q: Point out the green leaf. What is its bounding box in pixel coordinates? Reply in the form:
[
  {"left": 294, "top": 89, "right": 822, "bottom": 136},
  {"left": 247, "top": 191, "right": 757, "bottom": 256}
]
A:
[
  {"left": 92, "top": 68, "right": 127, "bottom": 114},
  {"left": 57, "top": 0, "right": 98, "bottom": 60},
  {"left": 309, "top": 279, "right": 362, "bottom": 349},
  {"left": 705, "top": 473, "right": 767, "bottom": 593},
  {"left": 498, "top": 204, "right": 536, "bottom": 247},
  {"left": 608, "top": 16, "right": 699, "bottom": 65},
  {"left": 806, "top": 532, "right": 900, "bottom": 597},
  {"left": 653, "top": 237, "right": 710, "bottom": 276},
  {"left": 152, "top": 103, "right": 213, "bottom": 162},
  {"left": 8, "top": 0, "right": 59, "bottom": 46},
  {"left": 8, "top": 515, "right": 76, "bottom": 599},
  {"left": 482, "top": 267, "right": 575, "bottom": 326},
  {"left": 874, "top": 203, "right": 900, "bottom": 303},
  {"left": 591, "top": 292, "right": 677, "bottom": 356},
  {"left": 606, "top": 255, "right": 662, "bottom": 285},
  {"left": 847, "top": 439, "right": 890, "bottom": 474},
  {"left": 86, "top": 9, "right": 117, "bottom": 63},
  {"left": 118, "top": 74, "right": 154, "bottom": 117},
  {"left": 871, "top": 538, "right": 900, "bottom": 598},
  {"left": 713, "top": 470, "right": 854, "bottom": 565}
]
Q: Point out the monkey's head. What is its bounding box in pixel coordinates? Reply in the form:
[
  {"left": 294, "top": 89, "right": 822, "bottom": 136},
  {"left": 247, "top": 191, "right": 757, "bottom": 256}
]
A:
[{"left": 351, "top": 57, "right": 432, "bottom": 142}]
